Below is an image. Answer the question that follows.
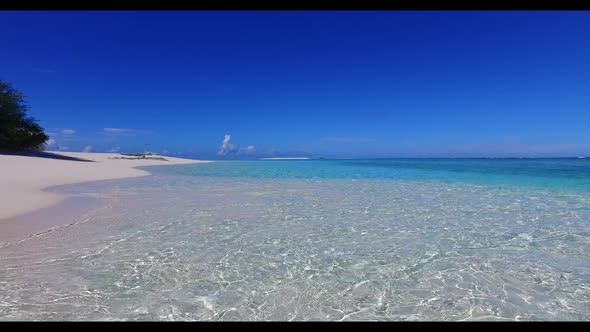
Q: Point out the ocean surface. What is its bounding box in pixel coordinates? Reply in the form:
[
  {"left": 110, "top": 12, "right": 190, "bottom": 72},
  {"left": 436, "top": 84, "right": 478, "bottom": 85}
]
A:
[{"left": 1, "top": 159, "right": 590, "bottom": 320}]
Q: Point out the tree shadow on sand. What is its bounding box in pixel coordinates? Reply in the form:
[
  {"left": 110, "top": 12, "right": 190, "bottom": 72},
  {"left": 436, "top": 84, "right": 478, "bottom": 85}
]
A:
[{"left": 0, "top": 150, "right": 94, "bottom": 162}]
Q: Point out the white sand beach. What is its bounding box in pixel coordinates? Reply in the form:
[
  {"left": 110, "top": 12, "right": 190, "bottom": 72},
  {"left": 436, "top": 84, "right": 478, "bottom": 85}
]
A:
[{"left": 0, "top": 152, "right": 209, "bottom": 221}]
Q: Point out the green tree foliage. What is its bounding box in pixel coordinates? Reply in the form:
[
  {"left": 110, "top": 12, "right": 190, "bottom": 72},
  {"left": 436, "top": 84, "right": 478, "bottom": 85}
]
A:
[{"left": 0, "top": 80, "right": 49, "bottom": 151}]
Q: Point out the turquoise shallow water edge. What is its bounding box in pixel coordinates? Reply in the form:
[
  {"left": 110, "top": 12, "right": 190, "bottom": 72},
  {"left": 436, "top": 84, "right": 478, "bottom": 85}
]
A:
[{"left": 150, "top": 158, "right": 590, "bottom": 192}]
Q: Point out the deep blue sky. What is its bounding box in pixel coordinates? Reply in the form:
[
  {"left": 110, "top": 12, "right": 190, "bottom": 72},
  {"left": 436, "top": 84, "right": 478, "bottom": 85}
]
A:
[{"left": 2, "top": 11, "right": 589, "bottom": 158}]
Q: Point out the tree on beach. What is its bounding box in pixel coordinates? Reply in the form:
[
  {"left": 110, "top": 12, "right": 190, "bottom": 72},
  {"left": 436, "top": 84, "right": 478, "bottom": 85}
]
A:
[{"left": 0, "top": 80, "right": 49, "bottom": 151}]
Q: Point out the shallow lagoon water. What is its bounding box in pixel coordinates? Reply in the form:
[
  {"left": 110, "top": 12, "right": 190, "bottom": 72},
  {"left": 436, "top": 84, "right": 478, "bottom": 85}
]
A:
[{"left": 1, "top": 159, "right": 590, "bottom": 320}]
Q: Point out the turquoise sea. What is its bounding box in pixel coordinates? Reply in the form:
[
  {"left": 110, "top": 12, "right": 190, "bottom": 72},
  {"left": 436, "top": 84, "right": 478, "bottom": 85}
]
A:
[
  {"left": 152, "top": 158, "right": 590, "bottom": 191},
  {"left": 1, "top": 158, "right": 590, "bottom": 320}
]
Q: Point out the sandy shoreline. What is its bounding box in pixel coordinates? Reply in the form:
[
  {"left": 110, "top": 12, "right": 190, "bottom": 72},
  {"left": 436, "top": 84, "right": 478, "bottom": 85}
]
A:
[{"left": 0, "top": 152, "right": 209, "bottom": 221}]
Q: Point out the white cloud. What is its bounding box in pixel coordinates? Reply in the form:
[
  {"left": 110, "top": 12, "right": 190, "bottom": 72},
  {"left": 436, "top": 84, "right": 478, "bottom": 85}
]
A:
[
  {"left": 161, "top": 149, "right": 169, "bottom": 155},
  {"left": 217, "top": 134, "right": 258, "bottom": 156},
  {"left": 103, "top": 128, "right": 151, "bottom": 135},
  {"left": 82, "top": 145, "right": 93, "bottom": 153},
  {"left": 45, "top": 138, "right": 57, "bottom": 149},
  {"left": 109, "top": 147, "right": 121, "bottom": 153},
  {"left": 103, "top": 128, "right": 129, "bottom": 134},
  {"left": 59, "top": 146, "right": 69, "bottom": 151},
  {"left": 61, "top": 129, "right": 76, "bottom": 135},
  {"left": 24, "top": 66, "right": 56, "bottom": 74},
  {"left": 241, "top": 145, "right": 256, "bottom": 155},
  {"left": 218, "top": 134, "right": 238, "bottom": 155}
]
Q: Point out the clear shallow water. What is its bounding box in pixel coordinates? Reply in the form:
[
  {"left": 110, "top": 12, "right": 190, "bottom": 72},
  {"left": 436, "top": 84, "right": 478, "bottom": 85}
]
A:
[{"left": 1, "top": 159, "right": 590, "bottom": 320}]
